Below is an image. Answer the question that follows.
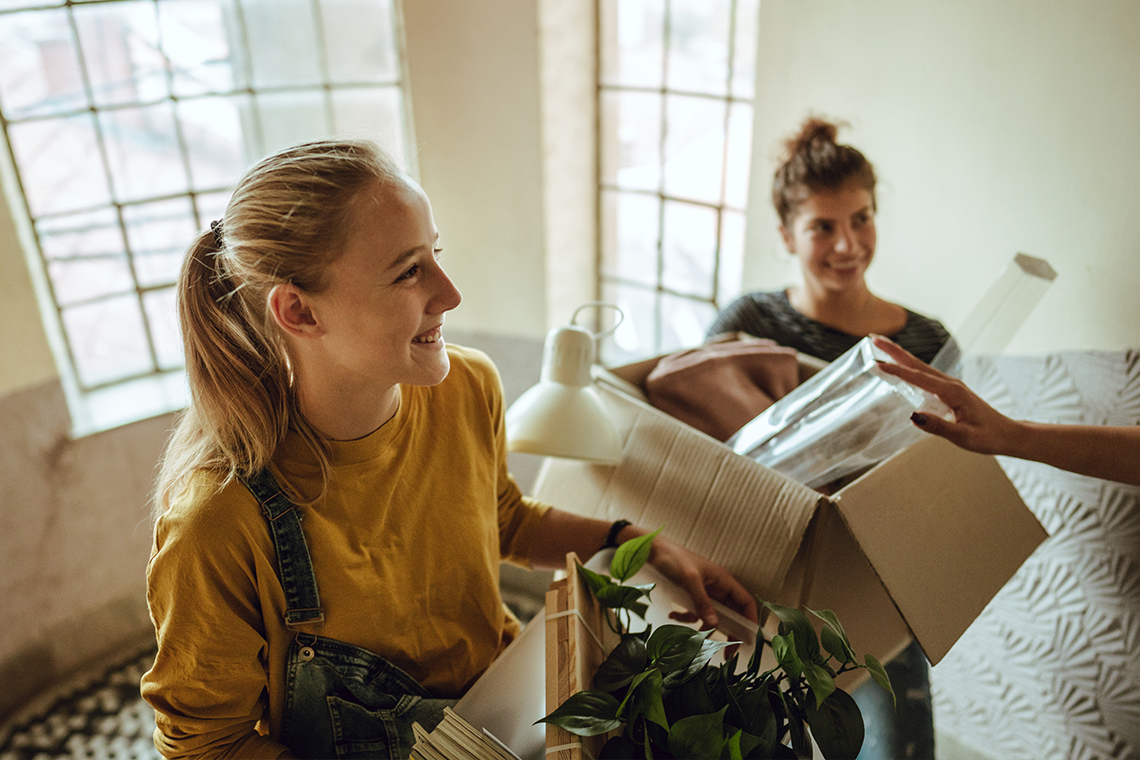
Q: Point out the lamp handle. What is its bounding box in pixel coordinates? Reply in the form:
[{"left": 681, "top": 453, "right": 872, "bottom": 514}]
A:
[{"left": 571, "top": 301, "right": 625, "bottom": 341}]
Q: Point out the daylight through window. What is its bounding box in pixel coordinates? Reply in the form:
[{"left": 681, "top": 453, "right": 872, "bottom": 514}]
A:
[
  {"left": 597, "top": 0, "right": 760, "bottom": 362},
  {"left": 0, "top": 0, "right": 411, "bottom": 433}
]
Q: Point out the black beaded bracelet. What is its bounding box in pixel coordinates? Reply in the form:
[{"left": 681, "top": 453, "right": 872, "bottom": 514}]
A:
[{"left": 602, "top": 519, "right": 632, "bottom": 551}]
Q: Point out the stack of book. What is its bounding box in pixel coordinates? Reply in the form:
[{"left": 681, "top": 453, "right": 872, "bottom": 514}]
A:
[{"left": 411, "top": 707, "right": 522, "bottom": 760}]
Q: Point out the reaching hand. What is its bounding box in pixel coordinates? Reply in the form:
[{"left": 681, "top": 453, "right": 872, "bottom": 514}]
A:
[
  {"left": 646, "top": 533, "right": 759, "bottom": 630},
  {"left": 872, "top": 335, "right": 1021, "bottom": 456}
]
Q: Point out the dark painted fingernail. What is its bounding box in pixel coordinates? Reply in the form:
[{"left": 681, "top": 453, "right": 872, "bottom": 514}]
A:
[{"left": 911, "top": 412, "right": 929, "bottom": 426}]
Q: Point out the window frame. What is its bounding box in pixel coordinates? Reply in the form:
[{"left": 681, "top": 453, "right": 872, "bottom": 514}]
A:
[
  {"left": 595, "top": 0, "right": 758, "bottom": 362},
  {"left": 0, "top": 0, "right": 415, "bottom": 435}
]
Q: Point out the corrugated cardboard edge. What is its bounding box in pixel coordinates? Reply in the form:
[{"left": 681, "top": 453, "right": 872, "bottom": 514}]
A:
[
  {"left": 832, "top": 435, "right": 1048, "bottom": 664},
  {"left": 534, "top": 376, "right": 821, "bottom": 601}
]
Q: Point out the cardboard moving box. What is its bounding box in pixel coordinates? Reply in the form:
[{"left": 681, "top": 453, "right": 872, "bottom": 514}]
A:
[{"left": 532, "top": 357, "right": 1048, "bottom": 667}]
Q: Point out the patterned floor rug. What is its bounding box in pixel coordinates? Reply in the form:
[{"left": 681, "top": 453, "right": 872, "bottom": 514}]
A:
[
  {"left": 0, "top": 589, "right": 545, "bottom": 760},
  {"left": 0, "top": 647, "right": 160, "bottom": 760}
]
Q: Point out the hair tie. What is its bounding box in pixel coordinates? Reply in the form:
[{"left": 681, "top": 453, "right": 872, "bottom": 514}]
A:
[{"left": 210, "top": 219, "right": 224, "bottom": 248}]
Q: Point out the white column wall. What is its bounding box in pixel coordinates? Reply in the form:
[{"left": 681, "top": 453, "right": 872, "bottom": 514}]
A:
[{"left": 745, "top": 0, "right": 1140, "bottom": 354}]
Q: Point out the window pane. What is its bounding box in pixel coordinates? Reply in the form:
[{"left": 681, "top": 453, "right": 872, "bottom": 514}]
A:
[
  {"left": 662, "top": 93, "right": 726, "bottom": 205},
  {"left": 659, "top": 291, "right": 716, "bottom": 352},
  {"left": 320, "top": 0, "right": 399, "bottom": 83},
  {"left": 256, "top": 89, "right": 330, "bottom": 156},
  {"left": 74, "top": 1, "right": 169, "bottom": 108},
  {"left": 600, "top": 89, "right": 661, "bottom": 191},
  {"left": 731, "top": 0, "right": 760, "bottom": 99},
  {"left": 599, "top": 0, "right": 664, "bottom": 89},
  {"left": 0, "top": 1, "right": 65, "bottom": 9},
  {"left": 724, "top": 101, "right": 753, "bottom": 210},
  {"left": 64, "top": 294, "right": 153, "bottom": 387},
  {"left": 0, "top": 9, "right": 89, "bottom": 119},
  {"left": 39, "top": 208, "right": 133, "bottom": 305},
  {"left": 100, "top": 102, "right": 190, "bottom": 202},
  {"left": 10, "top": 114, "right": 111, "bottom": 216},
  {"left": 662, "top": 200, "right": 717, "bottom": 299},
  {"left": 160, "top": 0, "right": 246, "bottom": 97},
  {"left": 243, "top": 0, "right": 322, "bottom": 88},
  {"left": 143, "top": 286, "right": 183, "bottom": 370},
  {"left": 331, "top": 86, "right": 407, "bottom": 162},
  {"left": 601, "top": 189, "right": 658, "bottom": 288},
  {"left": 666, "top": 0, "right": 731, "bottom": 96},
  {"left": 717, "top": 209, "right": 745, "bottom": 306},
  {"left": 124, "top": 197, "right": 197, "bottom": 288},
  {"left": 602, "top": 280, "right": 658, "bottom": 362},
  {"left": 178, "top": 95, "right": 251, "bottom": 191},
  {"left": 194, "top": 190, "right": 231, "bottom": 230}
]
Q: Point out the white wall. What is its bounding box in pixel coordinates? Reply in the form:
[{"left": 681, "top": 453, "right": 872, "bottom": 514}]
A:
[
  {"left": 0, "top": 155, "right": 57, "bottom": 397},
  {"left": 403, "top": 0, "right": 549, "bottom": 340},
  {"left": 745, "top": 0, "right": 1140, "bottom": 354}
]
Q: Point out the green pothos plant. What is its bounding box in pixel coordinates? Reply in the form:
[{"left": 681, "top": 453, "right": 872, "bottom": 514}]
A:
[{"left": 538, "top": 529, "right": 895, "bottom": 759}]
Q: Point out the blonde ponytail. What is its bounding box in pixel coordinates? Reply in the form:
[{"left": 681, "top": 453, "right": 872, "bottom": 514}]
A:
[{"left": 154, "top": 140, "right": 407, "bottom": 515}]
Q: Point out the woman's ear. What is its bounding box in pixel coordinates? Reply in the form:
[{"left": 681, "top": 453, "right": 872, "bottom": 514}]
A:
[{"left": 268, "top": 283, "right": 322, "bottom": 338}]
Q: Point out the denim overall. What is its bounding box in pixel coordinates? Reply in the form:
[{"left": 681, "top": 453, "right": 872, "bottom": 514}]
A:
[{"left": 242, "top": 469, "right": 455, "bottom": 759}]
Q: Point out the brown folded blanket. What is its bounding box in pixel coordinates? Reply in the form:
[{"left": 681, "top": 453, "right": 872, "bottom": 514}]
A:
[{"left": 645, "top": 337, "right": 800, "bottom": 441}]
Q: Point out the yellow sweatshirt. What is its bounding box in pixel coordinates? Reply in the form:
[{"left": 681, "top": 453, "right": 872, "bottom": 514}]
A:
[{"left": 141, "top": 346, "right": 550, "bottom": 759}]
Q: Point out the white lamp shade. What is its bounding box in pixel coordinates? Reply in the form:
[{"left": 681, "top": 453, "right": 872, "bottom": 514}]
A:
[
  {"left": 505, "top": 325, "right": 623, "bottom": 464},
  {"left": 506, "top": 382, "right": 623, "bottom": 464}
]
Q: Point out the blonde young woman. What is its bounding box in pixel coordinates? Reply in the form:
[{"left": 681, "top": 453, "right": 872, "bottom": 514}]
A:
[
  {"left": 141, "top": 140, "right": 757, "bottom": 760},
  {"left": 708, "top": 119, "right": 952, "bottom": 760}
]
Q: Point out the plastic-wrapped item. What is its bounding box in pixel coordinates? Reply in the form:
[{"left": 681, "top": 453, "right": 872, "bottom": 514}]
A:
[{"left": 728, "top": 337, "right": 953, "bottom": 490}]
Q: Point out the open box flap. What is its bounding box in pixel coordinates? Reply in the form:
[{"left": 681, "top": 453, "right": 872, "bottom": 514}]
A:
[
  {"left": 831, "top": 435, "right": 1048, "bottom": 663},
  {"left": 775, "top": 499, "right": 915, "bottom": 683},
  {"left": 533, "top": 376, "right": 822, "bottom": 600}
]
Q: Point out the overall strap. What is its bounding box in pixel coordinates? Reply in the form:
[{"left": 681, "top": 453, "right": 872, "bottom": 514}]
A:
[{"left": 240, "top": 469, "right": 325, "bottom": 630}]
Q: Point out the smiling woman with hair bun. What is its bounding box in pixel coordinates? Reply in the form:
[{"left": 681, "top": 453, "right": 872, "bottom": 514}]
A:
[
  {"left": 709, "top": 116, "right": 953, "bottom": 365},
  {"left": 708, "top": 117, "right": 953, "bottom": 760}
]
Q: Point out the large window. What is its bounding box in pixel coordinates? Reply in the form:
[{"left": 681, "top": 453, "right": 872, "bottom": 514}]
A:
[
  {"left": 0, "top": 0, "right": 411, "bottom": 434},
  {"left": 597, "top": 0, "right": 759, "bottom": 362}
]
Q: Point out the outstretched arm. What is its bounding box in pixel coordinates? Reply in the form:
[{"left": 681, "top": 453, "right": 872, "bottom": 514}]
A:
[
  {"left": 527, "top": 508, "right": 759, "bottom": 629},
  {"left": 873, "top": 335, "right": 1140, "bottom": 486}
]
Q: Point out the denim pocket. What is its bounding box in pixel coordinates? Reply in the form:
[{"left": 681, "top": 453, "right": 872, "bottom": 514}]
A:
[{"left": 327, "top": 693, "right": 455, "bottom": 760}]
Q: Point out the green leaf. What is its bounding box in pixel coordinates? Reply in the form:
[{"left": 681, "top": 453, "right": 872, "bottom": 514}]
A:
[
  {"left": 805, "top": 687, "right": 864, "bottom": 759},
  {"left": 776, "top": 689, "right": 810, "bottom": 759},
  {"left": 577, "top": 562, "right": 613, "bottom": 596},
  {"left": 611, "top": 526, "right": 662, "bottom": 582},
  {"left": 763, "top": 600, "right": 821, "bottom": 665},
  {"left": 595, "top": 582, "right": 654, "bottom": 611},
  {"left": 665, "top": 667, "right": 715, "bottom": 720},
  {"left": 598, "top": 736, "right": 640, "bottom": 759},
  {"left": 770, "top": 632, "right": 803, "bottom": 679},
  {"left": 594, "top": 633, "right": 649, "bottom": 692},
  {"left": 625, "top": 600, "right": 650, "bottom": 622},
  {"left": 616, "top": 668, "right": 659, "bottom": 717},
  {"left": 803, "top": 660, "right": 837, "bottom": 709},
  {"left": 864, "top": 654, "right": 896, "bottom": 709},
  {"left": 664, "top": 636, "right": 732, "bottom": 689},
  {"left": 536, "top": 690, "right": 622, "bottom": 736},
  {"left": 732, "top": 687, "right": 777, "bottom": 755},
  {"left": 728, "top": 728, "right": 763, "bottom": 760},
  {"left": 746, "top": 620, "right": 768, "bottom": 678},
  {"left": 820, "top": 626, "right": 853, "bottom": 666},
  {"left": 646, "top": 624, "right": 710, "bottom": 676},
  {"left": 726, "top": 729, "right": 744, "bottom": 760},
  {"left": 666, "top": 707, "right": 727, "bottom": 760},
  {"left": 620, "top": 668, "right": 669, "bottom": 732},
  {"left": 809, "top": 608, "right": 858, "bottom": 665}
]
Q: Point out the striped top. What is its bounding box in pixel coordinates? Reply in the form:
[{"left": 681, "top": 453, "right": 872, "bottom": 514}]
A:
[{"left": 707, "top": 290, "right": 952, "bottom": 364}]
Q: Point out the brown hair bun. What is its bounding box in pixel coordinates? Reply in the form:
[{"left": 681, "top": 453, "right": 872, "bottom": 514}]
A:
[{"left": 772, "top": 116, "right": 876, "bottom": 226}]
